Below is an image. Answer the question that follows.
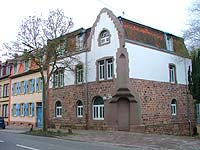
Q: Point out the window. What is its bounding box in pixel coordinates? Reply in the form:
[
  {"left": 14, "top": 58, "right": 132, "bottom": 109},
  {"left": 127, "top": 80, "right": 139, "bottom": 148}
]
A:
[
  {"left": 24, "top": 60, "right": 29, "bottom": 71},
  {"left": 97, "top": 58, "right": 113, "bottom": 81},
  {"left": 77, "top": 100, "right": 83, "bottom": 117},
  {"left": 55, "top": 101, "right": 62, "bottom": 117},
  {"left": 21, "top": 103, "right": 25, "bottom": 116},
  {"left": 28, "top": 103, "right": 33, "bottom": 116},
  {"left": 3, "top": 84, "right": 9, "bottom": 97},
  {"left": 165, "top": 33, "right": 173, "bottom": 51},
  {"left": 14, "top": 64, "right": 17, "bottom": 74},
  {"left": 93, "top": 97, "right": 104, "bottom": 120},
  {"left": 171, "top": 99, "right": 177, "bottom": 116},
  {"left": 20, "top": 81, "right": 25, "bottom": 94},
  {"left": 13, "top": 104, "right": 16, "bottom": 116},
  {"left": 57, "top": 42, "right": 66, "bottom": 57},
  {"left": 99, "top": 60, "right": 105, "bottom": 80},
  {"left": 76, "top": 34, "right": 84, "bottom": 50},
  {"left": 99, "top": 30, "right": 110, "bottom": 46},
  {"left": 28, "top": 79, "right": 32, "bottom": 93},
  {"left": 2, "top": 104, "right": 8, "bottom": 117},
  {"left": 76, "top": 65, "right": 83, "bottom": 84},
  {"left": 169, "top": 64, "right": 176, "bottom": 83},
  {"left": 53, "top": 69, "right": 64, "bottom": 88},
  {"left": 60, "top": 71, "right": 64, "bottom": 87},
  {"left": 107, "top": 59, "right": 113, "bottom": 79}
]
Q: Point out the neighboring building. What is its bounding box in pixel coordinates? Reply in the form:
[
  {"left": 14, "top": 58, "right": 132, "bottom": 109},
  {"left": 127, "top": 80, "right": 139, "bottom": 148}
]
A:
[
  {"left": 48, "top": 8, "right": 195, "bottom": 135},
  {"left": 0, "top": 60, "right": 12, "bottom": 125},
  {"left": 10, "top": 57, "right": 43, "bottom": 128}
]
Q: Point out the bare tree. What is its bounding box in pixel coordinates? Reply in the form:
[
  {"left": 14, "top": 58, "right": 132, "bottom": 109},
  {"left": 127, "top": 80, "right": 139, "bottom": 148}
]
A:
[
  {"left": 183, "top": 0, "right": 200, "bottom": 49},
  {"left": 5, "top": 9, "right": 76, "bottom": 131}
]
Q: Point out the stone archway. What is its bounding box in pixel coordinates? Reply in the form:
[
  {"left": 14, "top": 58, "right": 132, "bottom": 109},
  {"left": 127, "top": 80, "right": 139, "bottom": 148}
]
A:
[{"left": 117, "top": 98, "right": 130, "bottom": 131}]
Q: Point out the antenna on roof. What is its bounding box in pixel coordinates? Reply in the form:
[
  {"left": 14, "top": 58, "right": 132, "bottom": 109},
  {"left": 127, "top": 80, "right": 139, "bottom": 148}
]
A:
[{"left": 122, "top": 11, "right": 125, "bottom": 17}]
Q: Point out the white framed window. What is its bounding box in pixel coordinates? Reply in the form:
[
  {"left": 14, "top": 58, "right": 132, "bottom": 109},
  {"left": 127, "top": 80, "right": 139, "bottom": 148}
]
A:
[
  {"left": 99, "top": 60, "right": 104, "bottom": 81},
  {"left": 93, "top": 97, "right": 104, "bottom": 120},
  {"left": 76, "top": 65, "right": 83, "bottom": 84},
  {"left": 21, "top": 103, "right": 25, "bottom": 116},
  {"left": 99, "top": 30, "right": 110, "bottom": 46},
  {"left": 2, "top": 104, "right": 8, "bottom": 117},
  {"left": 165, "top": 33, "right": 173, "bottom": 51},
  {"left": 77, "top": 100, "right": 83, "bottom": 117},
  {"left": 171, "top": 99, "right": 177, "bottom": 116},
  {"left": 55, "top": 101, "right": 62, "bottom": 117},
  {"left": 54, "top": 72, "right": 59, "bottom": 87},
  {"left": 107, "top": 59, "right": 113, "bottom": 79},
  {"left": 3, "top": 84, "right": 9, "bottom": 97},
  {"left": 76, "top": 34, "right": 84, "bottom": 50},
  {"left": 169, "top": 64, "right": 176, "bottom": 83},
  {"left": 54, "top": 69, "right": 64, "bottom": 88},
  {"left": 28, "top": 103, "right": 32, "bottom": 116},
  {"left": 60, "top": 71, "right": 64, "bottom": 87}
]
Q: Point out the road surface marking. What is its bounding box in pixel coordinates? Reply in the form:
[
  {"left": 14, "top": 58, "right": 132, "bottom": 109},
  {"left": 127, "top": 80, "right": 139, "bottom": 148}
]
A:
[
  {"left": 0, "top": 140, "right": 4, "bottom": 143},
  {"left": 16, "top": 144, "right": 40, "bottom": 150}
]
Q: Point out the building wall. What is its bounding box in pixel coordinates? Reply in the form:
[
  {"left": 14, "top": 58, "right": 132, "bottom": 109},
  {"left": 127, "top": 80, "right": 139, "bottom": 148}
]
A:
[
  {"left": 127, "top": 42, "right": 191, "bottom": 84},
  {"left": 10, "top": 72, "right": 42, "bottom": 126},
  {"left": 0, "top": 77, "right": 10, "bottom": 124},
  {"left": 48, "top": 78, "right": 194, "bottom": 135}
]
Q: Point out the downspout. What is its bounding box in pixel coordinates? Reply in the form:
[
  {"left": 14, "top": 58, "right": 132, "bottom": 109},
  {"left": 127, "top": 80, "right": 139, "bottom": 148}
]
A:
[
  {"left": 85, "top": 49, "right": 89, "bottom": 130},
  {"left": 184, "top": 58, "right": 192, "bottom": 136}
]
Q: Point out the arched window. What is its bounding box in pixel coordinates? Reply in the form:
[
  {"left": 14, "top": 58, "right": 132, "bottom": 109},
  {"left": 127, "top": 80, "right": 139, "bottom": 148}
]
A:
[
  {"left": 55, "top": 101, "right": 62, "bottom": 117},
  {"left": 171, "top": 99, "right": 177, "bottom": 116},
  {"left": 77, "top": 100, "right": 83, "bottom": 117},
  {"left": 99, "top": 30, "right": 110, "bottom": 46},
  {"left": 93, "top": 96, "right": 104, "bottom": 120}
]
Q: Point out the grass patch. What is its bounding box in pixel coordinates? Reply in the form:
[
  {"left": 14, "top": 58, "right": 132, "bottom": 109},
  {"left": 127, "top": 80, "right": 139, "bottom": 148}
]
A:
[{"left": 25, "top": 129, "right": 72, "bottom": 137}]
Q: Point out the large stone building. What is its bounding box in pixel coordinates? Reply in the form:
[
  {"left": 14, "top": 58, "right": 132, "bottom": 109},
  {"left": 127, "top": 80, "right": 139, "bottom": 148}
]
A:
[{"left": 47, "top": 8, "right": 195, "bottom": 135}]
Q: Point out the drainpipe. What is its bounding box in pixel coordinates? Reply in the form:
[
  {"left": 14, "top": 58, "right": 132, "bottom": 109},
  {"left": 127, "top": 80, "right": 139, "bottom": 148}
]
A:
[
  {"left": 85, "top": 48, "right": 89, "bottom": 130},
  {"left": 184, "top": 58, "right": 192, "bottom": 136}
]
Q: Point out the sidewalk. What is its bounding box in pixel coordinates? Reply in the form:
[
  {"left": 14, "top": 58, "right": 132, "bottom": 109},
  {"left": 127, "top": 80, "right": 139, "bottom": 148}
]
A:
[
  {"left": 2, "top": 126, "right": 200, "bottom": 150},
  {"left": 61, "top": 129, "right": 200, "bottom": 150}
]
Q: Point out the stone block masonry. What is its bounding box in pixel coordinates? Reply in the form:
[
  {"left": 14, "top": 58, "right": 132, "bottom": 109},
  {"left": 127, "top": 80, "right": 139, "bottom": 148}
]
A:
[{"left": 48, "top": 78, "right": 195, "bottom": 135}]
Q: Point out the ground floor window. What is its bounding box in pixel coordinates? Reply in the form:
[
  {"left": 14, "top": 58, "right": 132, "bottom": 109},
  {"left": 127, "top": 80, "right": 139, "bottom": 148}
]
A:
[
  {"left": 77, "top": 100, "right": 83, "bottom": 117},
  {"left": 2, "top": 104, "right": 8, "bottom": 117},
  {"left": 171, "top": 99, "right": 177, "bottom": 116},
  {"left": 55, "top": 101, "right": 62, "bottom": 117},
  {"left": 93, "top": 96, "right": 104, "bottom": 120}
]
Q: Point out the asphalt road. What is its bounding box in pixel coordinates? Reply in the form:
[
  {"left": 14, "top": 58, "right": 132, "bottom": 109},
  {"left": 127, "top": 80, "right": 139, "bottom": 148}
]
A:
[{"left": 0, "top": 131, "right": 133, "bottom": 150}]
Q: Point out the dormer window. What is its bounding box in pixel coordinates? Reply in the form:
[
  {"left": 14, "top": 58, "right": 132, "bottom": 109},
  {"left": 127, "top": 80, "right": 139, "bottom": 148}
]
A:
[
  {"left": 14, "top": 64, "right": 17, "bottom": 74},
  {"left": 76, "top": 34, "right": 84, "bottom": 50},
  {"left": 99, "top": 30, "right": 110, "bottom": 46},
  {"left": 164, "top": 33, "right": 173, "bottom": 51},
  {"left": 24, "top": 60, "right": 29, "bottom": 72}
]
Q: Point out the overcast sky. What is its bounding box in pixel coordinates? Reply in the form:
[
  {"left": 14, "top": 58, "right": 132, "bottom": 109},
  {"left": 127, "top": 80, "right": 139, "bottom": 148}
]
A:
[{"left": 0, "top": 0, "right": 194, "bottom": 59}]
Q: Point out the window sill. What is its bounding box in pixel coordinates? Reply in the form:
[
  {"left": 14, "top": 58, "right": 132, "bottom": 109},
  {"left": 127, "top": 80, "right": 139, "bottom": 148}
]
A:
[{"left": 93, "top": 118, "right": 104, "bottom": 121}]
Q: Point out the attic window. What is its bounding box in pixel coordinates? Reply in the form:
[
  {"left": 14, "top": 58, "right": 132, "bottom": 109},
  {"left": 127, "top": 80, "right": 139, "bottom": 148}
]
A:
[
  {"left": 164, "top": 33, "right": 173, "bottom": 51},
  {"left": 99, "top": 30, "right": 110, "bottom": 46}
]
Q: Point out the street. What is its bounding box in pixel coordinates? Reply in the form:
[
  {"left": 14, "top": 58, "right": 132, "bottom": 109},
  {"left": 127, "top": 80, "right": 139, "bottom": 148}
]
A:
[{"left": 0, "top": 131, "right": 133, "bottom": 150}]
